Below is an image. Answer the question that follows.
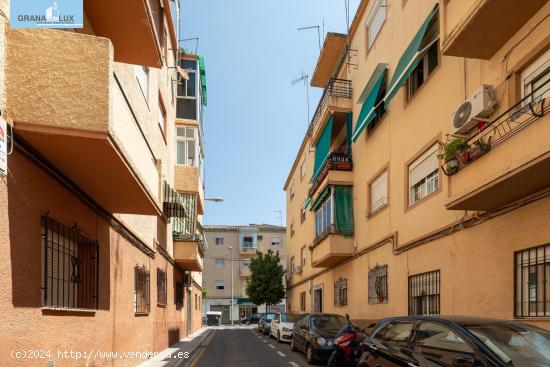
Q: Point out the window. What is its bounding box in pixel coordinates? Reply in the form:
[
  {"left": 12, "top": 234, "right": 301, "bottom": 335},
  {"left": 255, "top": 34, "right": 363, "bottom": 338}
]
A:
[
  {"left": 177, "top": 58, "right": 198, "bottom": 120},
  {"left": 300, "top": 292, "right": 306, "bottom": 311},
  {"left": 290, "top": 257, "right": 295, "bottom": 275},
  {"left": 175, "top": 281, "right": 183, "bottom": 310},
  {"left": 366, "top": 0, "right": 386, "bottom": 49},
  {"left": 243, "top": 259, "right": 252, "bottom": 267},
  {"left": 521, "top": 48, "right": 550, "bottom": 103},
  {"left": 215, "top": 280, "right": 225, "bottom": 290},
  {"left": 408, "top": 143, "right": 439, "bottom": 206},
  {"left": 176, "top": 126, "right": 199, "bottom": 166},
  {"left": 157, "top": 268, "right": 167, "bottom": 306},
  {"left": 408, "top": 270, "right": 440, "bottom": 316},
  {"left": 215, "top": 237, "right": 224, "bottom": 245},
  {"left": 257, "top": 235, "right": 263, "bottom": 241},
  {"left": 368, "top": 265, "right": 388, "bottom": 303},
  {"left": 215, "top": 259, "right": 225, "bottom": 269},
  {"left": 415, "top": 322, "right": 474, "bottom": 356},
  {"left": 195, "top": 294, "right": 198, "bottom": 310},
  {"left": 135, "top": 266, "right": 151, "bottom": 314},
  {"left": 300, "top": 207, "right": 306, "bottom": 223},
  {"left": 407, "top": 17, "right": 439, "bottom": 99},
  {"left": 375, "top": 321, "right": 415, "bottom": 342},
  {"left": 301, "top": 247, "right": 307, "bottom": 267},
  {"left": 242, "top": 236, "right": 254, "bottom": 249},
  {"left": 135, "top": 65, "right": 150, "bottom": 103},
  {"left": 157, "top": 99, "right": 166, "bottom": 134},
  {"left": 290, "top": 182, "right": 295, "bottom": 199},
  {"left": 334, "top": 278, "right": 348, "bottom": 307},
  {"left": 300, "top": 157, "right": 306, "bottom": 180},
  {"left": 370, "top": 170, "right": 388, "bottom": 214},
  {"left": 315, "top": 197, "right": 332, "bottom": 237},
  {"left": 290, "top": 220, "right": 295, "bottom": 237},
  {"left": 271, "top": 236, "right": 281, "bottom": 246},
  {"left": 41, "top": 215, "right": 99, "bottom": 310},
  {"left": 515, "top": 244, "right": 550, "bottom": 317}
]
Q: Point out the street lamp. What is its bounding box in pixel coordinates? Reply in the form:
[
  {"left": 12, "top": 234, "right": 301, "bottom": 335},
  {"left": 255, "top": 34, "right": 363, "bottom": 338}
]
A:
[
  {"left": 228, "top": 245, "right": 234, "bottom": 325},
  {"left": 205, "top": 197, "right": 223, "bottom": 202}
]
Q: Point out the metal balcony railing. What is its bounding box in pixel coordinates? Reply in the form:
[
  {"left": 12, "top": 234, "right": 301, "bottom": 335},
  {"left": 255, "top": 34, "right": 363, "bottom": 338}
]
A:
[
  {"left": 309, "top": 152, "right": 353, "bottom": 196},
  {"left": 240, "top": 245, "right": 257, "bottom": 254},
  {"left": 442, "top": 78, "right": 549, "bottom": 176},
  {"left": 307, "top": 78, "right": 352, "bottom": 137},
  {"left": 312, "top": 224, "right": 354, "bottom": 248}
]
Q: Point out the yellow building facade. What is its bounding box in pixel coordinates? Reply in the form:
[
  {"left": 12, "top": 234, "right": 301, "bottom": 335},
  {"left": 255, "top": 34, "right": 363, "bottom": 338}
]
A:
[{"left": 284, "top": 0, "right": 550, "bottom": 330}]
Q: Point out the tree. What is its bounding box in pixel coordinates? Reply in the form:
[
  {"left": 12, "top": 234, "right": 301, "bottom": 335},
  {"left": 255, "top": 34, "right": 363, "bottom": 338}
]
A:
[{"left": 246, "top": 250, "right": 285, "bottom": 312}]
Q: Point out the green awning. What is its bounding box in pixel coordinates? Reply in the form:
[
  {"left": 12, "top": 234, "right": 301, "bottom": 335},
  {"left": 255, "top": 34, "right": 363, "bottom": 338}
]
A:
[
  {"left": 302, "top": 196, "right": 312, "bottom": 210},
  {"left": 345, "top": 112, "right": 353, "bottom": 153},
  {"left": 310, "top": 186, "right": 330, "bottom": 212},
  {"left": 198, "top": 55, "right": 208, "bottom": 106},
  {"left": 311, "top": 116, "right": 333, "bottom": 183},
  {"left": 334, "top": 186, "right": 354, "bottom": 236},
  {"left": 383, "top": 4, "right": 439, "bottom": 107},
  {"left": 352, "top": 64, "right": 387, "bottom": 142}
]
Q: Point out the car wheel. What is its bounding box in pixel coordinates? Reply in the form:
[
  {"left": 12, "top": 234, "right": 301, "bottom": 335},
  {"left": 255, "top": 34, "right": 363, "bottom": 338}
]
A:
[
  {"left": 290, "top": 337, "right": 297, "bottom": 352},
  {"left": 277, "top": 331, "right": 281, "bottom": 343},
  {"left": 306, "top": 344, "right": 316, "bottom": 364}
]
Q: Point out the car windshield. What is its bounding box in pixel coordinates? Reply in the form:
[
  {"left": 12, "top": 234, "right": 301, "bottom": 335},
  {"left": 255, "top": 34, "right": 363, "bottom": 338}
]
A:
[
  {"left": 311, "top": 315, "right": 347, "bottom": 331},
  {"left": 467, "top": 323, "right": 550, "bottom": 366},
  {"left": 265, "top": 313, "right": 276, "bottom": 321},
  {"left": 280, "top": 314, "right": 303, "bottom": 323}
]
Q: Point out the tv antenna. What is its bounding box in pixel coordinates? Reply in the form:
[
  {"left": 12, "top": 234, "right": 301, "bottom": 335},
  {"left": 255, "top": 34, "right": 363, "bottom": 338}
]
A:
[
  {"left": 297, "top": 25, "right": 322, "bottom": 54},
  {"left": 291, "top": 71, "right": 311, "bottom": 127},
  {"left": 274, "top": 210, "right": 283, "bottom": 227}
]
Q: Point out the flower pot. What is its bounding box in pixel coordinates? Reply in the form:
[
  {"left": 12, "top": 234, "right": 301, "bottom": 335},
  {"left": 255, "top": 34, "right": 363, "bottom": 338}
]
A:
[
  {"left": 445, "top": 158, "right": 459, "bottom": 174},
  {"left": 459, "top": 150, "right": 471, "bottom": 164}
]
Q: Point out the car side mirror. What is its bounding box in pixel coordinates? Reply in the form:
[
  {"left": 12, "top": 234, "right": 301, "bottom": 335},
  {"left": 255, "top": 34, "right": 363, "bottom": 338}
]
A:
[{"left": 453, "top": 355, "right": 475, "bottom": 367}]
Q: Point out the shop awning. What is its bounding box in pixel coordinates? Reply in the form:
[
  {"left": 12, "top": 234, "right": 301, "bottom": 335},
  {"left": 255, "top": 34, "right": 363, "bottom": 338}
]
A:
[
  {"left": 383, "top": 4, "right": 439, "bottom": 107},
  {"left": 311, "top": 116, "right": 334, "bottom": 183},
  {"left": 310, "top": 186, "right": 330, "bottom": 212},
  {"left": 352, "top": 64, "right": 387, "bottom": 142}
]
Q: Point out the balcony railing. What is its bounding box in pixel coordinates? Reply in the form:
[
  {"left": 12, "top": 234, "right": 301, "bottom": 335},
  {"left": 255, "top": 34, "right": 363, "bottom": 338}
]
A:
[
  {"left": 240, "top": 246, "right": 257, "bottom": 254},
  {"left": 442, "top": 79, "right": 549, "bottom": 176},
  {"left": 309, "top": 152, "right": 353, "bottom": 196},
  {"left": 312, "top": 224, "right": 354, "bottom": 248},
  {"left": 307, "top": 78, "right": 352, "bottom": 137}
]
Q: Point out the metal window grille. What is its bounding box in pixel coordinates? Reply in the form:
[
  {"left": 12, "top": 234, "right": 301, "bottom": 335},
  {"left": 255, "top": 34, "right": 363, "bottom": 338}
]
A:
[
  {"left": 334, "top": 278, "right": 348, "bottom": 307},
  {"left": 175, "top": 281, "right": 184, "bottom": 310},
  {"left": 515, "top": 244, "right": 550, "bottom": 317},
  {"left": 41, "top": 215, "right": 99, "bottom": 310},
  {"left": 300, "top": 292, "right": 306, "bottom": 311},
  {"left": 408, "top": 270, "right": 440, "bottom": 316},
  {"left": 157, "top": 268, "right": 167, "bottom": 306},
  {"left": 368, "top": 265, "right": 388, "bottom": 304},
  {"left": 134, "top": 266, "right": 150, "bottom": 314}
]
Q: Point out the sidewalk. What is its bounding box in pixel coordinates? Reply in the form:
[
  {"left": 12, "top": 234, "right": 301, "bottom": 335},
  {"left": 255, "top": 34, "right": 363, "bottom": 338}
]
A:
[{"left": 137, "top": 327, "right": 211, "bottom": 367}]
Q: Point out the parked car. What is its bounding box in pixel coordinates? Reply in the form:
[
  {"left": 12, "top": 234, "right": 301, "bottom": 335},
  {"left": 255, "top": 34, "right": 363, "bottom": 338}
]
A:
[
  {"left": 270, "top": 313, "right": 305, "bottom": 343},
  {"left": 359, "top": 316, "right": 550, "bottom": 367},
  {"left": 258, "top": 312, "right": 276, "bottom": 335},
  {"left": 291, "top": 313, "right": 348, "bottom": 364},
  {"left": 243, "top": 313, "right": 261, "bottom": 325}
]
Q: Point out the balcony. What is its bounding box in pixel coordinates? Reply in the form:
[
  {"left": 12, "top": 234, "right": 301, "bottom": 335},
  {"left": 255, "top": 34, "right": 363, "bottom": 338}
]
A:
[
  {"left": 311, "top": 225, "right": 354, "bottom": 268},
  {"left": 85, "top": 0, "right": 165, "bottom": 67},
  {"left": 174, "top": 165, "right": 205, "bottom": 215},
  {"left": 174, "top": 240, "right": 204, "bottom": 272},
  {"left": 441, "top": 0, "right": 547, "bottom": 59},
  {"left": 443, "top": 80, "right": 550, "bottom": 211},
  {"left": 7, "top": 29, "right": 160, "bottom": 215},
  {"left": 239, "top": 266, "right": 251, "bottom": 277},
  {"left": 240, "top": 246, "right": 257, "bottom": 256},
  {"left": 308, "top": 79, "right": 352, "bottom": 143},
  {"left": 309, "top": 153, "right": 353, "bottom": 197}
]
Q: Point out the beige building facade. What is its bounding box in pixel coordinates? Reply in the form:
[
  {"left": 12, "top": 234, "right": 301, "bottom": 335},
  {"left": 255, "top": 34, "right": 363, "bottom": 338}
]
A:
[
  {"left": 0, "top": 0, "right": 209, "bottom": 366},
  {"left": 284, "top": 0, "right": 550, "bottom": 331},
  {"left": 203, "top": 224, "right": 286, "bottom": 323}
]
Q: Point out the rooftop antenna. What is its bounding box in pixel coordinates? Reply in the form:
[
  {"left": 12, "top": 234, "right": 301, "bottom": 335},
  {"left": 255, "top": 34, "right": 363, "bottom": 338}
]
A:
[
  {"left": 291, "top": 71, "right": 311, "bottom": 127},
  {"left": 297, "top": 25, "right": 321, "bottom": 54},
  {"left": 274, "top": 210, "right": 283, "bottom": 227},
  {"left": 180, "top": 37, "right": 199, "bottom": 54}
]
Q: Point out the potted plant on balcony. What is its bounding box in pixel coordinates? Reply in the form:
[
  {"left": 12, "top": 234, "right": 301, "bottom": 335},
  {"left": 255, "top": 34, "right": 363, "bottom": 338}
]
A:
[{"left": 439, "top": 137, "right": 469, "bottom": 174}]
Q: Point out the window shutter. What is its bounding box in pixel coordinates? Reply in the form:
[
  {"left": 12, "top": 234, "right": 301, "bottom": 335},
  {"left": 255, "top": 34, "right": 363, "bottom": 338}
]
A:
[
  {"left": 409, "top": 144, "right": 438, "bottom": 187},
  {"left": 371, "top": 171, "right": 388, "bottom": 211}
]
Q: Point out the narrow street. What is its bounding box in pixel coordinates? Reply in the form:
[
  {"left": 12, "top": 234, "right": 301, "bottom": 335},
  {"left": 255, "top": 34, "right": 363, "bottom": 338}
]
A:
[{"left": 191, "top": 327, "right": 309, "bottom": 367}]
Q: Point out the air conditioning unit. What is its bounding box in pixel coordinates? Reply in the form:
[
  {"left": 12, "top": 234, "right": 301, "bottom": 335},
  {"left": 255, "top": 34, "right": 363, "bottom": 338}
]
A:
[{"left": 451, "top": 85, "right": 496, "bottom": 135}]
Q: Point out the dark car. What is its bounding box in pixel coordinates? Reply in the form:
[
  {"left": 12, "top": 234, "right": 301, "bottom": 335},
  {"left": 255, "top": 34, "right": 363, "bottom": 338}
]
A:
[
  {"left": 291, "top": 313, "right": 348, "bottom": 364},
  {"left": 359, "top": 316, "right": 550, "bottom": 367},
  {"left": 258, "top": 312, "right": 276, "bottom": 335},
  {"left": 243, "top": 313, "right": 261, "bottom": 325}
]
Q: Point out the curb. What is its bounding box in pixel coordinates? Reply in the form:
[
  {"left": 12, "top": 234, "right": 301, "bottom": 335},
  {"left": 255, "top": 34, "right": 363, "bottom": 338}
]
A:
[{"left": 176, "top": 328, "right": 213, "bottom": 367}]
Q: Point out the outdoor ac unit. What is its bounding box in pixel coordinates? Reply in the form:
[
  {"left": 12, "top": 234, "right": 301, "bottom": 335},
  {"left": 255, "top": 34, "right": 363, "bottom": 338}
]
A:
[{"left": 451, "top": 85, "right": 496, "bottom": 135}]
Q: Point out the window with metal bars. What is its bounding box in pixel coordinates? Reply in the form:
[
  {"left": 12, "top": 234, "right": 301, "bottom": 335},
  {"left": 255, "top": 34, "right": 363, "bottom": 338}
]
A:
[
  {"left": 300, "top": 291, "right": 306, "bottom": 311},
  {"left": 408, "top": 270, "right": 440, "bottom": 316},
  {"left": 134, "top": 266, "right": 150, "bottom": 314},
  {"left": 41, "top": 215, "right": 99, "bottom": 310},
  {"left": 368, "top": 265, "right": 388, "bottom": 304},
  {"left": 175, "top": 281, "right": 184, "bottom": 310},
  {"left": 334, "top": 278, "right": 348, "bottom": 307},
  {"left": 515, "top": 244, "right": 550, "bottom": 317},
  {"left": 157, "top": 268, "right": 167, "bottom": 307}
]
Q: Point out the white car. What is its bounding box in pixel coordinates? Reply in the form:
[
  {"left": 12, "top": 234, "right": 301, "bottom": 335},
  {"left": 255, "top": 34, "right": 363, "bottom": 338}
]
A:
[{"left": 270, "top": 313, "right": 304, "bottom": 343}]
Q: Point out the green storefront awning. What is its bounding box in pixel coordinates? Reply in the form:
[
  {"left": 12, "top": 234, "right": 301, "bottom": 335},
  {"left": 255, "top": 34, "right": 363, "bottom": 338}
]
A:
[
  {"left": 311, "top": 116, "right": 334, "bottom": 183},
  {"left": 352, "top": 64, "right": 387, "bottom": 142},
  {"left": 383, "top": 4, "right": 439, "bottom": 107},
  {"left": 198, "top": 55, "right": 208, "bottom": 106},
  {"left": 310, "top": 186, "right": 330, "bottom": 212}
]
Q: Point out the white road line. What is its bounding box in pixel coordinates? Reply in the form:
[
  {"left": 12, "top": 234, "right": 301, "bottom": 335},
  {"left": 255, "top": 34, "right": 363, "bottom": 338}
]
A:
[
  {"left": 277, "top": 351, "right": 286, "bottom": 357},
  {"left": 262, "top": 339, "right": 268, "bottom": 343},
  {"left": 268, "top": 344, "right": 275, "bottom": 349},
  {"left": 289, "top": 362, "right": 300, "bottom": 367}
]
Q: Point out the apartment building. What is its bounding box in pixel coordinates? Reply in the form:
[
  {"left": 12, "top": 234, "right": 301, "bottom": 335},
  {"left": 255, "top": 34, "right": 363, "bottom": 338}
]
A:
[
  {"left": 203, "top": 224, "right": 287, "bottom": 324},
  {"left": 0, "top": 0, "right": 209, "bottom": 365},
  {"left": 284, "top": 0, "right": 550, "bottom": 331}
]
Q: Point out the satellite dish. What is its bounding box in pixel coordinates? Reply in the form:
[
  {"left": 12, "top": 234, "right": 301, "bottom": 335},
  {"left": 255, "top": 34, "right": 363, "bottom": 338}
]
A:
[{"left": 453, "top": 101, "right": 472, "bottom": 129}]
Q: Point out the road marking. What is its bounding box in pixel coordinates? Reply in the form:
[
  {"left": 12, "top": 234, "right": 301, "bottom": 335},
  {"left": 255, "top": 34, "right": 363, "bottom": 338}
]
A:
[
  {"left": 268, "top": 344, "right": 275, "bottom": 349},
  {"left": 262, "top": 339, "right": 268, "bottom": 343},
  {"left": 277, "top": 351, "right": 286, "bottom": 357},
  {"left": 289, "top": 362, "right": 300, "bottom": 367}
]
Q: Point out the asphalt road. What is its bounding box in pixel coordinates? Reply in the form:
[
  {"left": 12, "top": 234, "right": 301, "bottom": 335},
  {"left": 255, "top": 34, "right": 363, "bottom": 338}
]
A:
[{"left": 190, "top": 326, "right": 313, "bottom": 367}]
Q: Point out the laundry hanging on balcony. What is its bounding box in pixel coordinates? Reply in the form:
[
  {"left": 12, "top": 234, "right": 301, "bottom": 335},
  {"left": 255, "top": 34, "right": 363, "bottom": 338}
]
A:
[
  {"left": 352, "top": 63, "right": 387, "bottom": 142},
  {"left": 311, "top": 116, "right": 334, "bottom": 183},
  {"left": 383, "top": 4, "right": 439, "bottom": 107}
]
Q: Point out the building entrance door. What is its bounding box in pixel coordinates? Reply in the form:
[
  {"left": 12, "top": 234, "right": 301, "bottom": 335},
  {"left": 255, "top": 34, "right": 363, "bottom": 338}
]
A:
[
  {"left": 313, "top": 286, "right": 323, "bottom": 312},
  {"left": 186, "top": 288, "right": 192, "bottom": 336}
]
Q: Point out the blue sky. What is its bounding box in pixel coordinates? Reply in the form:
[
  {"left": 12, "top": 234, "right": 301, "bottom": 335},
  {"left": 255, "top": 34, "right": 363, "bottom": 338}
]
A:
[{"left": 180, "top": 0, "right": 360, "bottom": 226}]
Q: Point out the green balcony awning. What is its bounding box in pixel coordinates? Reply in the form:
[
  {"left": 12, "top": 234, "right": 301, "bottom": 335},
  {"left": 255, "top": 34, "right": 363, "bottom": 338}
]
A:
[
  {"left": 334, "top": 185, "right": 354, "bottom": 236},
  {"left": 311, "top": 116, "right": 334, "bottom": 183},
  {"left": 302, "top": 196, "right": 312, "bottom": 210},
  {"left": 352, "top": 64, "right": 387, "bottom": 142},
  {"left": 199, "top": 55, "right": 208, "bottom": 106},
  {"left": 310, "top": 186, "right": 330, "bottom": 212},
  {"left": 345, "top": 112, "right": 353, "bottom": 153},
  {"left": 383, "top": 4, "right": 439, "bottom": 107}
]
